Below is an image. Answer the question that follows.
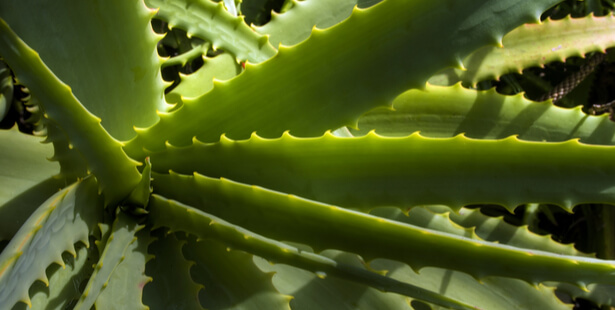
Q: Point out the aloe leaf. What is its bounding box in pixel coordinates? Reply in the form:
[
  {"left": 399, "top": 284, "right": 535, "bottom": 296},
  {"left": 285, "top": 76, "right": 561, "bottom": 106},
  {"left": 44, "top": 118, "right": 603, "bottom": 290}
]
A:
[
  {"left": 44, "top": 121, "right": 89, "bottom": 179},
  {"left": 144, "top": 0, "right": 276, "bottom": 63},
  {"left": 180, "top": 236, "right": 293, "bottom": 310},
  {"left": 13, "top": 243, "right": 98, "bottom": 310},
  {"left": 369, "top": 259, "right": 572, "bottom": 310},
  {"left": 126, "top": 157, "right": 153, "bottom": 209},
  {"left": 0, "top": 61, "right": 12, "bottom": 122},
  {"left": 150, "top": 173, "right": 615, "bottom": 286},
  {"left": 254, "top": 0, "right": 382, "bottom": 47},
  {"left": 372, "top": 206, "right": 586, "bottom": 257},
  {"left": 429, "top": 15, "right": 615, "bottom": 86},
  {"left": 126, "top": 0, "right": 560, "bottom": 156},
  {"left": 0, "top": 127, "right": 59, "bottom": 204},
  {"left": 0, "top": 19, "right": 142, "bottom": 205},
  {"left": 166, "top": 52, "right": 241, "bottom": 104},
  {"left": 150, "top": 132, "right": 615, "bottom": 212},
  {"left": 252, "top": 250, "right": 413, "bottom": 310},
  {"left": 0, "top": 178, "right": 102, "bottom": 309},
  {"left": 94, "top": 228, "right": 152, "bottom": 310},
  {"left": 447, "top": 207, "right": 586, "bottom": 256},
  {"left": 148, "top": 195, "right": 476, "bottom": 310},
  {"left": 255, "top": 248, "right": 572, "bottom": 310},
  {"left": 352, "top": 84, "right": 615, "bottom": 145},
  {"left": 73, "top": 210, "right": 141, "bottom": 310},
  {"left": 0, "top": 177, "right": 67, "bottom": 243},
  {"left": 176, "top": 238, "right": 292, "bottom": 309},
  {"left": 555, "top": 282, "right": 615, "bottom": 307},
  {"left": 143, "top": 230, "right": 204, "bottom": 310},
  {"left": 368, "top": 207, "right": 574, "bottom": 309},
  {"left": 162, "top": 40, "right": 210, "bottom": 69},
  {"left": 0, "top": 0, "right": 165, "bottom": 141},
  {"left": 0, "top": 127, "right": 61, "bottom": 240}
]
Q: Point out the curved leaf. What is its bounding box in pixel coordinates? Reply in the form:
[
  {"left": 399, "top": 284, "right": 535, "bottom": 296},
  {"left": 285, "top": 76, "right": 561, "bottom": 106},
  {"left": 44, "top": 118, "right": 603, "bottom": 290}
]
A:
[
  {"left": 73, "top": 211, "right": 142, "bottom": 310},
  {"left": 13, "top": 243, "right": 98, "bottom": 310},
  {"left": 352, "top": 83, "right": 615, "bottom": 145},
  {"left": 181, "top": 236, "right": 292, "bottom": 310},
  {"left": 145, "top": 0, "right": 276, "bottom": 63},
  {"left": 429, "top": 15, "right": 615, "bottom": 86},
  {"left": 252, "top": 251, "right": 413, "bottom": 310},
  {"left": 148, "top": 195, "right": 474, "bottom": 310},
  {"left": 371, "top": 206, "right": 587, "bottom": 257},
  {"left": 150, "top": 132, "right": 615, "bottom": 211},
  {"left": 95, "top": 228, "right": 152, "bottom": 310},
  {"left": 0, "top": 178, "right": 102, "bottom": 309},
  {"left": 0, "top": 0, "right": 166, "bottom": 141},
  {"left": 254, "top": 0, "right": 383, "bottom": 47},
  {"left": 0, "top": 127, "right": 61, "bottom": 240},
  {"left": 150, "top": 173, "right": 615, "bottom": 286},
  {"left": 0, "top": 61, "right": 12, "bottom": 122},
  {"left": 143, "top": 230, "right": 204, "bottom": 310},
  {"left": 0, "top": 19, "right": 142, "bottom": 205},
  {"left": 125, "top": 0, "right": 560, "bottom": 157}
]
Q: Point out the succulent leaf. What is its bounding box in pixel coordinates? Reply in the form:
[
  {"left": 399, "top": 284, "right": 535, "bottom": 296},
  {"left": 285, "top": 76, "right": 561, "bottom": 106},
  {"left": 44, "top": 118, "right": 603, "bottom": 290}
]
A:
[
  {"left": 0, "top": 0, "right": 166, "bottom": 141},
  {"left": 125, "top": 0, "right": 561, "bottom": 156},
  {"left": 13, "top": 243, "right": 98, "bottom": 310},
  {"left": 73, "top": 210, "right": 141, "bottom": 309},
  {"left": 94, "top": 228, "right": 152, "bottom": 310},
  {"left": 145, "top": 0, "right": 276, "bottom": 63},
  {"left": 165, "top": 52, "right": 241, "bottom": 105},
  {"left": 143, "top": 230, "right": 204, "bottom": 309},
  {"left": 254, "top": 0, "right": 383, "bottom": 47},
  {"left": 1, "top": 0, "right": 614, "bottom": 308},
  {"left": 0, "top": 178, "right": 102, "bottom": 309},
  {"left": 0, "top": 19, "right": 142, "bottom": 205},
  {"left": 353, "top": 83, "right": 615, "bottom": 145},
  {"left": 252, "top": 251, "right": 414, "bottom": 310},
  {"left": 147, "top": 195, "right": 476, "bottom": 310},
  {"left": 150, "top": 172, "right": 615, "bottom": 286},
  {"left": 372, "top": 206, "right": 588, "bottom": 257},
  {"left": 0, "top": 127, "right": 61, "bottom": 240},
  {"left": 369, "top": 259, "right": 573, "bottom": 310},
  {"left": 181, "top": 236, "right": 293, "bottom": 310},
  {"left": 0, "top": 61, "right": 12, "bottom": 122},
  {"left": 429, "top": 14, "right": 615, "bottom": 86},
  {"left": 150, "top": 132, "right": 615, "bottom": 211}
]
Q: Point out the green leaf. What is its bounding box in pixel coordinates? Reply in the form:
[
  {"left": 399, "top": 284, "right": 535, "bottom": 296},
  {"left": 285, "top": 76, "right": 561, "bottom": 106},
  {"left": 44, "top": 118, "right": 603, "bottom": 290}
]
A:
[
  {"left": 74, "top": 211, "right": 142, "bottom": 310},
  {"left": 13, "top": 243, "right": 98, "bottom": 310},
  {"left": 0, "top": 178, "right": 102, "bottom": 309},
  {"left": 367, "top": 207, "right": 574, "bottom": 309},
  {"left": 556, "top": 282, "right": 615, "bottom": 307},
  {"left": 429, "top": 15, "right": 615, "bottom": 86},
  {"left": 254, "top": 0, "right": 382, "bottom": 47},
  {"left": 252, "top": 251, "right": 413, "bottom": 310},
  {"left": 0, "top": 0, "right": 166, "bottom": 141},
  {"left": 0, "top": 127, "right": 61, "bottom": 240},
  {"left": 352, "top": 83, "right": 615, "bottom": 145},
  {"left": 181, "top": 236, "right": 292, "bottom": 310},
  {"left": 150, "top": 173, "right": 615, "bottom": 286},
  {"left": 166, "top": 52, "right": 241, "bottom": 104},
  {"left": 143, "top": 230, "right": 204, "bottom": 310},
  {"left": 0, "top": 19, "right": 142, "bottom": 205},
  {"left": 150, "top": 132, "right": 615, "bottom": 211},
  {"left": 369, "top": 259, "right": 572, "bottom": 310},
  {"left": 0, "top": 61, "right": 12, "bottom": 122},
  {"left": 125, "top": 0, "right": 561, "bottom": 157},
  {"left": 147, "top": 195, "right": 476, "bottom": 310},
  {"left": 145, "top": 0, "right": 276, "bottom": 63},
  {"left": 95, "top": 228, "right": 152, "bottom": 310}
]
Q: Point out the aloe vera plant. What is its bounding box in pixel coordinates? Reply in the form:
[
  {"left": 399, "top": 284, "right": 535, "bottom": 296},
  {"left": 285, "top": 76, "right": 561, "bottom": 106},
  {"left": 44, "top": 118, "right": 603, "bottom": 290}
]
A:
[{"left": 1, "top": 0, "right": 615, "bottom": 309}]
